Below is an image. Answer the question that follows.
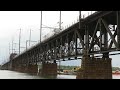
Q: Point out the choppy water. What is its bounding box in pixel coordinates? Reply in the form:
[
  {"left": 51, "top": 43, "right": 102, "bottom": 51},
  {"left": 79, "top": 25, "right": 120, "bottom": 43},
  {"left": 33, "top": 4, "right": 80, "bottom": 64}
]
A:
[{"left": 0, "top": 70, "right": 119, "bottom": 79}]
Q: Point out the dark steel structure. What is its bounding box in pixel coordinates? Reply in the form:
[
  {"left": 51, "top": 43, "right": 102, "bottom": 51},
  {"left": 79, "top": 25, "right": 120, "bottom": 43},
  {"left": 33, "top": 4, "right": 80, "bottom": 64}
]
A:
[{"left": 2, "top": 11, "right": 120, "bottom": 69}]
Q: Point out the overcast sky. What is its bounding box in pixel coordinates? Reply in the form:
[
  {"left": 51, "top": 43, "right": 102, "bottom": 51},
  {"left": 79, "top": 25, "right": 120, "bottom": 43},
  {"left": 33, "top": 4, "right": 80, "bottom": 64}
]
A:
[{"left": 0, "top": 11, "right": 120, "bottom": 67}]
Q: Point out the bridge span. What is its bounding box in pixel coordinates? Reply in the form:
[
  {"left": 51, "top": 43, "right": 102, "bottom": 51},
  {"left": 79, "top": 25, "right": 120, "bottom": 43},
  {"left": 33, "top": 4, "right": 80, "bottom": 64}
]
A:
[{"left": 1, "top": 11, "right": 120, "bottom": 79}]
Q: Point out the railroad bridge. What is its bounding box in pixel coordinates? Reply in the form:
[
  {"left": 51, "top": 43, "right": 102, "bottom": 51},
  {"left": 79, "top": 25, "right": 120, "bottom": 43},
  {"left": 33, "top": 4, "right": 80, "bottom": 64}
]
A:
[{"left": 1, "top": 11, "right": 120, "bottom": 79}]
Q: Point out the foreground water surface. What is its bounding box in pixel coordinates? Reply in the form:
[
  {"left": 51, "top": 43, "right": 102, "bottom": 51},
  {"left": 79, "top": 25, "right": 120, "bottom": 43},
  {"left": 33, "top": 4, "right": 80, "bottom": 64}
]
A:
[{"left": 0, "top": 70, "right": 119, "bottom": 79}]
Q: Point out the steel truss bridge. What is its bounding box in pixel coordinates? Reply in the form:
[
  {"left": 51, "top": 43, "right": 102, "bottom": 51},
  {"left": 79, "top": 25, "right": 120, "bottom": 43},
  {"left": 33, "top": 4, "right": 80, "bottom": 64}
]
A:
[{"left": 2, "top": 11, "right": 120, "bottom": 69}]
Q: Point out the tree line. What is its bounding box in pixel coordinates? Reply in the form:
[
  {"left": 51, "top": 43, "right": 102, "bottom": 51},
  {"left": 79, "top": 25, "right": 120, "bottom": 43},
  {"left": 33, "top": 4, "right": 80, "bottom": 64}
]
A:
[{"left": 58, "top": 65, "right": 120, "bottom": 71}]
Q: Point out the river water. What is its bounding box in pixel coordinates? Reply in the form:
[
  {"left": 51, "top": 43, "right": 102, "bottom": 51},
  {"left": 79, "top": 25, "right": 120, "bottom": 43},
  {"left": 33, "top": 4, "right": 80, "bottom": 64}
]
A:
[{"left": 0, "top": 70, "right": 119, "bottom": 79}]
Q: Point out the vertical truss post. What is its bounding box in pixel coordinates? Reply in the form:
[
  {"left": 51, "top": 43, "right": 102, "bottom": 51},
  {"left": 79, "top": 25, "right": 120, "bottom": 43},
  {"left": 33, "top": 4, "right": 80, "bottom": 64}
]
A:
[
  {"left": 84, "top": 25, "right": 89, "bottom": 55},
  {"left": 75, "top": 30, "right": 77, "bottom": 59},
  {"left": 117, "top": 11, "right": 120, "bottom": 49},
  {"left": 60, "top": 37, "right": 63, "bottom": 58},
  {"left": 86, "top": 26, "right": 89, "bottom": 51},
  {"left": 99, "top": 19, "right": 102, "bottom": 51},
  {"left": 55, "top": 40, "right": 57, "bottom": 60},
  {"left": 103, "top": 26, "right": 108, "bottom": 50},
  {"left": 67, "top": 34, "right": 70, "bottom": 57}
]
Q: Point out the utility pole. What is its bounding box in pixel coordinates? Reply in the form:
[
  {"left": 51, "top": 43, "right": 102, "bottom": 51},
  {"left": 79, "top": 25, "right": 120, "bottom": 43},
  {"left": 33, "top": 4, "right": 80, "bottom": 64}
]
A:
[
  {"left": 13, "top": 43, "right": 17, "bottom": 53},
  {"left": 9, "top": 43, "right": 10, "bottom": 55},
  {"left": 79, "top": 11, "right": 81, "bottom": 29},
  {"left": 40, "top": 11, "right": 42, "bottom": 43},
  {"left": 19, "top": 28, "right": 21, "bottom": 55},
  {"left": 59, "top": 11, "right": 61, "bottom": 74},
  {"left": 26, "top": 40, "right": 28, "bottom": 50},
  {"left": 29, "top": 29, "right": 31, "bottom": 46},
  {"left": 12, "top": 37, "right": 14, "bottom": 54},
  {"left": 59, "top": 11, "right": 61, "bottom": 30}
]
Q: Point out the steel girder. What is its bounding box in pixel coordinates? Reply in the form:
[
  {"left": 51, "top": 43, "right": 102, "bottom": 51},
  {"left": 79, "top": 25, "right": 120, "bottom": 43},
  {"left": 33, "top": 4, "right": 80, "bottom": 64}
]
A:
[{"left": 3, "top": 11, "right": 120, "bottom": 67}]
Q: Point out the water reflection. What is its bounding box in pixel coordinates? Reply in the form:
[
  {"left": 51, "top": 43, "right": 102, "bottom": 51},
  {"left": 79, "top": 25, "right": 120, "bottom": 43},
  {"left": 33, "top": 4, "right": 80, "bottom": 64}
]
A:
[
  {"left": 0, "top": 70, "right": 119, "bottom": 79},
  {"left": 0, "top": 70, "right": 76, "bottom": 79},
  {"left": 0, "top": 70, "right": 45, "bottom": 79}
]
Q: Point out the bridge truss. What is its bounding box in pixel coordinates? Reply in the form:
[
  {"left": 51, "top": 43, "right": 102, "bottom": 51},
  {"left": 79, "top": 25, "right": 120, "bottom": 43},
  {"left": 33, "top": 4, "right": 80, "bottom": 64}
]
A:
[{"left": 2, "top": 11, "right": 120, "bottom": 68}]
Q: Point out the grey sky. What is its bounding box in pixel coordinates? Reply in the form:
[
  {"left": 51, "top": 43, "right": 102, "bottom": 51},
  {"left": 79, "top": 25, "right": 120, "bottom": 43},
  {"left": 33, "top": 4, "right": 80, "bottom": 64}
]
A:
[{"left": 0, "top": 11, "right": 119, "bottom": 67}]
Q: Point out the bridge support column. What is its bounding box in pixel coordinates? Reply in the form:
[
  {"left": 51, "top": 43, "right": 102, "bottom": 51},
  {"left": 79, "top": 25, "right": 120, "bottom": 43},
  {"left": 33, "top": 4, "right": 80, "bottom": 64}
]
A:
[
  {"left": 13, "top": 65, "right": 21, "bottom": 72},
  {"left": 76, "top": 57, "right": 112, "bottom": 79},
  {"left": 18, "top": 65, "right": 26, "bottom": 73},
  {"left": 39, "top": 62, "right": 57, "bottom": 78},
  {"left": 11, "top": 64, "right": 38, "bottom": 74},
  {"left": 12, "top": 65, "right": 25, "bottom": 73},
  {"left": 26, "top": 64, "right": 38, "bottom": 74}
]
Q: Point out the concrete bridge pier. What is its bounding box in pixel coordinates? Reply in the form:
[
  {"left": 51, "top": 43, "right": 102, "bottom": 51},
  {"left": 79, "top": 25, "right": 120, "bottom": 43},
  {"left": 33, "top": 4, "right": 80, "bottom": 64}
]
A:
[
  {"left": 38, "top": 62, "right": 57, "bottom": 78},
  {"left": 26, "top": 64, "right": 38, "bottom": 74},
  {"left": 76, "top": 56, "right": 112, "bottom": 79},
  {"left": 12, "top": 65, "right": 20, "bottom": 72},
  {"left": 12, "top": 64, "right": 38, "bottom": 74},
  {"left": 17, "top": 65, "right": 25, "bottom": 73}
]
